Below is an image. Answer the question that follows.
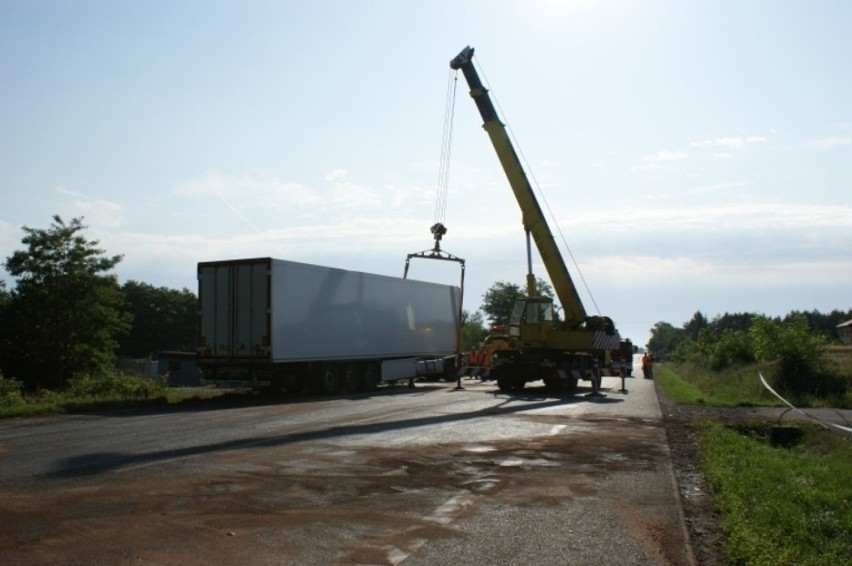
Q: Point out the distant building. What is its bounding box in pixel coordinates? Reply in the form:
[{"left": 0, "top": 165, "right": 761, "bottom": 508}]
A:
[
  {"left": 837, "top": 320, "right": 852, "bottom": 345},
  {"left": 158, "top": 351, "right": 202, "bottom": 387}
]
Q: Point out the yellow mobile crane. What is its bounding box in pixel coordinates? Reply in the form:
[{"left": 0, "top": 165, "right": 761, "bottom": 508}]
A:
[{"left": 451, "top": 46, "right": 621, "bottom": 392}]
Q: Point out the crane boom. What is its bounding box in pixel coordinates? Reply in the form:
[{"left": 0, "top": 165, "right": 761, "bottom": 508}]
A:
[
  {"left": 450, "top": 46, "right": 586, "bottom": 326},
  {"left": 450, "top": 45, "right": 622, "bottom": 395}
]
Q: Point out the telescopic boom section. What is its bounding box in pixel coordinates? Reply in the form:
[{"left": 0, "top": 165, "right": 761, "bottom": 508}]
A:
[{"left": 450, "top": 46, "right": 587, "bottom": 325}]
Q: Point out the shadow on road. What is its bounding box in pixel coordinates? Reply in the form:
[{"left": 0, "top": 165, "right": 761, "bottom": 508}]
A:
[{"left": 48, "top": 387, "right": 621, "bottom": 480}]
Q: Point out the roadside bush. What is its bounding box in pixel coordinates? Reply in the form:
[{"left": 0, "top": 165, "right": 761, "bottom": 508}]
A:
[
  {"left": 751, "top": 315, "right": 835, "bottom": 398},
  {"left": 66, "top": 373, "right": 167, "bottom": 400},
  {"left": 705, "top": 329, "right": 754, "bottom": 370},
  {"left": 0, "top": 373, "right": 25, "bottom": 407}
]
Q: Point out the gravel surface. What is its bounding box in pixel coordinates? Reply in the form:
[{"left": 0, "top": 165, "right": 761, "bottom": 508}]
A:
[{"left": 655, "top": 379, "right": 728, "bottom": 565}]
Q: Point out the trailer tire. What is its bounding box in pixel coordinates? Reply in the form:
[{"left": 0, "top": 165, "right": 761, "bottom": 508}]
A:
[
  {"left": 343, "top": 365, "right": 361, "bottom": 393},
  {"left": 281, "top": 374, "right": 301, "bottom": 394},
  {"left": 362, "top": 363, "right": 380, "bottom": 392},
  {"left": 544, "top": 375, "right": 564, "bottom": 393},
  {"left": 320, "top": 364, "right": 341, "bottom": 394}
]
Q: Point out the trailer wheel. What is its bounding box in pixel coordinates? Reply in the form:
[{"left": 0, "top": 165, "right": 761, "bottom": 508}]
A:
[
  {"left": 362, "top": 363, "right": 379, "bottom": 392},
  {"left": 320, "top": 364, "right": 341, "bottom": 394},
  {"left": 281, "top": 374, "right": 301, "bottom": 394},
  {"left": 343, "top": 365, "right": 361, "bottom": 393},
  {"left": 543, "top": 375, "right": 564, "bottom": 393}
]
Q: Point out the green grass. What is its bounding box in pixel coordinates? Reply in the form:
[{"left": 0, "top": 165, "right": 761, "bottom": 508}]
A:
[
  {"left": 656, "top": 362, "right": 775, "bottom": 407},
  {"left": 659, "top": 363, "right": 852, "bottom": 564},
  {"left": 657, "top": 361, "right": 848, "bottom": 408},
  {"left": 656, "top": 364, "right": 716, "bottom": 405},
  {"left": 697, "top": 420, "right": 852, "bottom": 565},
  {"left": 0, "top": 374, "right": 237, "bottom": 418}
]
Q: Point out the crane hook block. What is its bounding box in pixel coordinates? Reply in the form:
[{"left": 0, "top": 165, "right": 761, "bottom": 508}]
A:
[
  {"left": 430, "top": 223, "right": 447, "bottom": 252},
  {"left": 431, "top": 223, "right": 447, "bottom": 240}
]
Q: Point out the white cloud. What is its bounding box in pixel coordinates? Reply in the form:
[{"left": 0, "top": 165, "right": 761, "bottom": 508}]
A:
[
  {"left": 50, "top": 186, "right": 126, "bottom": 229},
  {"left": 577, "top": 201, "right": 852, "bottom": 233},
  {"left": 807, "top": 136, "right": 852, "bottom": 150},
  {"left": 680, "top": 181, "right": 748, "bottom": 196},
  {"left": 54, "top": 186, "right": 84, "bottom": 198},
  {"left": 690, "top": 136, "right": 766, "bottom": 150},
  {"left": 630, "top": 149, "right": 689, "bottom": 174},
  {"left": 324, "top": 169, "right": 348, "bottom": 182},
  {"left": 711, "top": 152, "right": 733, "bottom": 160},
  {"left": 328, "top": 181, "right": 382, "bottom": 209},
  {"left": 644, "top": 149, "right": 689, "bottom": 162},
  {"left": 175, "top": 170, "right": 322, "bottom": 209}
]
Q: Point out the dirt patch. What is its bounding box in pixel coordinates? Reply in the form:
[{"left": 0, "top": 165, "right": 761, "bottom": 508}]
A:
[
  {"left": 1, "top": 381, "right": 747, "bottom": 565},
  {"left": 2, "top": 412, "right": 692, "bottom": 565}
]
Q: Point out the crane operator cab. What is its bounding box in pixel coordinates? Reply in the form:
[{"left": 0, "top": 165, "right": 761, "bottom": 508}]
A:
[{"left": 509, "top": 296, "right": 555, "bottom": 345}]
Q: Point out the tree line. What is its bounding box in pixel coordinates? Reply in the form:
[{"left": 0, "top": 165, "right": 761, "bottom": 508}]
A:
[
  {"left": 648, "top": 309, "right": 851, "bottom": 399},
  {"left": 22, "top": 215, "right": 842, "bottom": 398},
  {"left": 0, "top": 215, "right": 523, "bottom": 392},
  {"left": 0, "top": 216, "right": 197, "bottom": 391}
]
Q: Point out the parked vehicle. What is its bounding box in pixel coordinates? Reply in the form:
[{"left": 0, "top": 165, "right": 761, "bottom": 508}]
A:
[
  {"left": 611, "top": 339, "right": 635, "bottom": 376},
  {"left": 197, "top": 257, "right": 461, "bottom": 393}
]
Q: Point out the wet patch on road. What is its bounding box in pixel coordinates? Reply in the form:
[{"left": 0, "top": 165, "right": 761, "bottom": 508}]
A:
[{"left": 0, "top": 416, "right": 688, "bottom": 565}]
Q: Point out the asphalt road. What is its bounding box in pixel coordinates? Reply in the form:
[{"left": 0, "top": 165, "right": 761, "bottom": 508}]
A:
[{"left": 0, "top": 375, "right": 693, "bottom": 565}]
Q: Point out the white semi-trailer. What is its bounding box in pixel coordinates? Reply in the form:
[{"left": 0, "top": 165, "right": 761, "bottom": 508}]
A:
[{"left": 197, "top": 257, "right": 461, "bottom": 393}]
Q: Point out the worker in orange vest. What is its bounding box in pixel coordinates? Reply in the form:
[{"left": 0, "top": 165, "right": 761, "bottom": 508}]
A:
[{"left": 641, "top": 352, "right": 654, "bottom": 380}]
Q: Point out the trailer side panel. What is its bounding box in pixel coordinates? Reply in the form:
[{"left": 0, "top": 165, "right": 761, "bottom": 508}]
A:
[{"left": 198, "top": 258, "right": 460, "bottom": 366}]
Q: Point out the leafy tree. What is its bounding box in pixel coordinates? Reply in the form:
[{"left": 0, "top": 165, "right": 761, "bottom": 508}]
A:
[
  {"left": 481, "top": 278, "right": 556, "bottom": 326},
  {"left": 119, "top": 281, "right": 197, "bottom": 357},
  {"left": 0, "top": 280, "right": 8, "bottom": 308},
  {"left": 534, "top": 278, "right": 556, "bottom": 301},
  {"left": 647, "top": 321, "right": 686, "bottom": 359},
  {"left": 708, "top": 312, "right": 757, "bottom": 336},
  {"left": 697, "top": 328, "right": 754, "bottom": 370},
  {"left": 481, "top": 281, "right": 524, "bottom": 326},
  {"left": 784, "top": 308, "right": 852, "bottom": 341},
  {"left": 750, "top": 314, "right": 831, "bottom": 396},
  {"left": 0, "top": 215, "right": 131, "bottom": 390},
  {"left": 460, "top": 310, "right": 489, "bottom": 351},
  {"left": 683, "top": 311, "right": 708, "bottom": 341}
]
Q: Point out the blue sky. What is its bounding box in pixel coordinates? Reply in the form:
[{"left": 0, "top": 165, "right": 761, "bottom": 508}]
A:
[{"left": 2, "top": 0, "right": 850, "bottom": 347}]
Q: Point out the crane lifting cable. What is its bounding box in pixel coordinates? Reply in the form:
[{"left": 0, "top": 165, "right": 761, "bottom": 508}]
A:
[
  {"left": 472, "top": 55, "right": 603, "bottom": 316},
  {"left": 403, "top": 68, "right": 466, "bottom": 384},
  {"left": 434, "top": 68, "right": 458, "bottom": 227}
]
